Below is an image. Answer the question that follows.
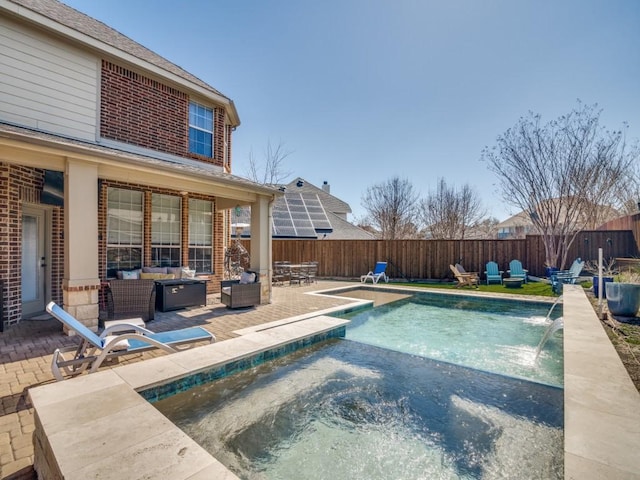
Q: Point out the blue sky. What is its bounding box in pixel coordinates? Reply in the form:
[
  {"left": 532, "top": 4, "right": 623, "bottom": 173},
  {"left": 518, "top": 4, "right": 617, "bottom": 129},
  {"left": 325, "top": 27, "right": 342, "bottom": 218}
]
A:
[{"left": 63, "top": 0, "right": 640, "bottom": 222}]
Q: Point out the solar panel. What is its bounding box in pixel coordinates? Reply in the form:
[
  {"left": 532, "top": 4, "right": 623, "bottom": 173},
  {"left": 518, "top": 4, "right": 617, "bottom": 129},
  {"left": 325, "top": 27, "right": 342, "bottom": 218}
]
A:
[
  {"left": 232, "top": 191, "right": 334, "bottom": 238},
  {"left": 301, "top": 193, "right": 333, "bottom": 231}
]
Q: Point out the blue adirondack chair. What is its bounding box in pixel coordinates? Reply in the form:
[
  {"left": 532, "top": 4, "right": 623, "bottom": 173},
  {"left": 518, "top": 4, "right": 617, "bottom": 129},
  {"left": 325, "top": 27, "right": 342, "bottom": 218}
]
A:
[
  {"left": 551, "top": 258, "right": 584, "bottom": 293},
  {"left": 508, "top": 259, "right": 528, "bottom": 283},
  {"left": 484, "top": 261, "right": 504, "bottom": 285}
]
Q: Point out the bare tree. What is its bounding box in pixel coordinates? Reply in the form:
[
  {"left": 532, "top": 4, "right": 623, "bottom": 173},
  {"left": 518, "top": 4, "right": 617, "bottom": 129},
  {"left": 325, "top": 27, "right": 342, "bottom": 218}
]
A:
[
  {"left": 419, "top": 178, "right": 486, "bottom": 239},
  {"left": 245, "top": 140, "right": 293, "bottom": 185},
  {"left": 482, "top": 102, "right": 638, "bottom": 269},
  {"left": 361, "top": 177, "right": 420, "bottom": 239},
  {"left": 618, "top": 160, "right": 640, "bottom": 215}
]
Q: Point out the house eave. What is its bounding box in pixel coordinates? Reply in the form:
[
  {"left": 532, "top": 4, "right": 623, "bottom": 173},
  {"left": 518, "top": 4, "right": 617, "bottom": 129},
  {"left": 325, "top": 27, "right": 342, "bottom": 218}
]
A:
[{"left": 0, "top": 123, "right": 280, "bottom": 203}]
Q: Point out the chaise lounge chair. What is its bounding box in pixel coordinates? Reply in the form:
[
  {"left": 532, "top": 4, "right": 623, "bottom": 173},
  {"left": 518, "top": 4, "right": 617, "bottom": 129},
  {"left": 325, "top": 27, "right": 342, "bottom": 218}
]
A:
[
  {"left": 507, "top": 259, "right": 528, "bottom": 283},
  {"left": 450, "top": 264, "right": 479, "bottom": 288},
  {"left": 484, "top": 261, "right": 504, "bottom": 285},
  {"left": 360, "top": 261, "right": 389, "bottom": 284},
  {"left": 47, "top": 301, "right": 215, "bottom": 381}
]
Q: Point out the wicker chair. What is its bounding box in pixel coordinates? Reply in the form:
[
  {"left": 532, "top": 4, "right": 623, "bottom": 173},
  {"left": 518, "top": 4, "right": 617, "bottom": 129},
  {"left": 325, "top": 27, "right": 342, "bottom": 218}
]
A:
[
  {"left": 221, "top": 271, "right": 260, "bottom": 309},
  {"left": 105, "top": 279, "right": 156, "bottom": 321}
]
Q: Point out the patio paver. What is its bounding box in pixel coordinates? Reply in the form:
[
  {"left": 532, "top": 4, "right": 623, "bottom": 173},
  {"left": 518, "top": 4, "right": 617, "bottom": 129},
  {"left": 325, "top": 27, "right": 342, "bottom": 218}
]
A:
[{"left": 0, "top": 281, "right": 355, "bottom": 479}]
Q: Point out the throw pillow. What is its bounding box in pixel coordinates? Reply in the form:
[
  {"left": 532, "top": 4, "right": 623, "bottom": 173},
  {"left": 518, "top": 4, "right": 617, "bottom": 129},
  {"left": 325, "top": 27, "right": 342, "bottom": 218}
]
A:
[
  {"left": 121, "top": 270, "right": 139, "bottom": 280},
  {"left": 239, "top": 271, "right": 256, "bottom": 284},
  {"left": 181, "top": 267, "right": 196, "bottom": 279},
  {"left": 103, "top": 336, "right": 130, "bottom": 351}
]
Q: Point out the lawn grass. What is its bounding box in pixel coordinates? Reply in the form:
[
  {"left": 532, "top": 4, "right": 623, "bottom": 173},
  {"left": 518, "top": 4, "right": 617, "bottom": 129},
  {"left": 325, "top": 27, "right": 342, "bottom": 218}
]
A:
[{"left": 392, "top": 280, "right": 558, "bottom": 297}]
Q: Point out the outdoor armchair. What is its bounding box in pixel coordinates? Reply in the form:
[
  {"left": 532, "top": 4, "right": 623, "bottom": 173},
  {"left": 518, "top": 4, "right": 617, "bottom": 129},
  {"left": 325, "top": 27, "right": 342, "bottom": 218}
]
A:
[
  {"left": 221, "top": 271, "right": 261, "bottom": 308},
  {"left": 105, "top": 279, "right": 156, "bottom": 322}
]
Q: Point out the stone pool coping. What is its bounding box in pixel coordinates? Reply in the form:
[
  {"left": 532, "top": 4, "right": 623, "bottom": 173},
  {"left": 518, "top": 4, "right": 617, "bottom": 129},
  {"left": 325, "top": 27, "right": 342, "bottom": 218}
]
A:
[
  {"left": 562, "top": 285, "right": 640, "bottom": 479},
  {"left": 28, "top": 285, "right": 640, "bottom": 479},
  {"left": 28, "top": 314, "right": 350, "bottom": 479}
]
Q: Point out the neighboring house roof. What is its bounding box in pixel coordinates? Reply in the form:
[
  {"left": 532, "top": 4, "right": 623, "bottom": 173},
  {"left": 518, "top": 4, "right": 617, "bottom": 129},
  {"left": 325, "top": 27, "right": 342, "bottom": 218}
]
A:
[
  {"left": 232, "top": 179, "right": 372, "bottom": 239},
  {"left": 496, "top": 211, "right": 535, "bottom": 229},
  {"left": 283, "top": 177, "right": 352, "bottom": 216},
  {"left": 3, "top": 0, "right": 239, "bottom": 124},
  {"left": 323, "top": 212, "right": 375, "bottom": 240},
  {"left": 496, "top": 198, "right": 621, "bottom": 234}
]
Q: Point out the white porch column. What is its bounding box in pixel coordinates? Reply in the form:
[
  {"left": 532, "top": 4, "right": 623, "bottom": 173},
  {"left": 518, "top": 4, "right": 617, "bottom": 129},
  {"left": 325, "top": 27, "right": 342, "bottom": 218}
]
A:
[
  {"left": 250, "top": 195, "right": 272, "bottom": 304},
  {"left": 62, "top": 159, "right": 100, "bottom": 333}
]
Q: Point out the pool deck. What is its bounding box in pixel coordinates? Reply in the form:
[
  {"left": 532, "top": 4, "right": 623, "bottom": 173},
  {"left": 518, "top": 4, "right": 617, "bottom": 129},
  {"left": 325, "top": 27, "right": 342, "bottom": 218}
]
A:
[{"left": 2, "top": 281, "right": 640, "bottom": 479}]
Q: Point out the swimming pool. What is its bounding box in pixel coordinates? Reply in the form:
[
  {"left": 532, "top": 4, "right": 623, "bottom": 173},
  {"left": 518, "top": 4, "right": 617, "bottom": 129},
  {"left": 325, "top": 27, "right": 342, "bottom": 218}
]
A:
[
  {"left": 154, "top": 292, "right": 564, "bottom": 479},
  {"left": 340, "top": 291, "right": 563, "bottom": 386}
]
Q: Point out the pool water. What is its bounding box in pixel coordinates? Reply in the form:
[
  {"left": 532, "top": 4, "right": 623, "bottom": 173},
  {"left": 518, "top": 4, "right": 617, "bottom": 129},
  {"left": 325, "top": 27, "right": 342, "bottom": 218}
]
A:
[
  {"left": 154, "top": 293, "right": 564, "bottom": 480},
  {"left": 341, "top": 293, "right": 563, "bottom": 386}
]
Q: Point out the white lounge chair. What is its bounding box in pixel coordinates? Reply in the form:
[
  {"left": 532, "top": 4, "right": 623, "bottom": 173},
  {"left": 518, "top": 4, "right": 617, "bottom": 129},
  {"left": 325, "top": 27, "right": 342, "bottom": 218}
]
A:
[
  {"left": 360, "top": 262, "right": 389, "bottom": 284},
  {"left": 47, "top": 301, "right": 214, "bottom": 381}
]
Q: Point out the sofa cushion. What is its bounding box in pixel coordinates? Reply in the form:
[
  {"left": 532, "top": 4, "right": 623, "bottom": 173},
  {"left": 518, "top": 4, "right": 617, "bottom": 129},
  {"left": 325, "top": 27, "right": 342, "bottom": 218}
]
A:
[
  {"left": 221, "top": 286, "right": 231, "bottom": 295},
  {"left": 140, "top": 272, "right": 175, "bottom": 280},
  {"left": 167, "top": 266, "right": 183, "bottom": 278},
  {"left": 142, "top": 267, "right": 167, "bottom": 274}
]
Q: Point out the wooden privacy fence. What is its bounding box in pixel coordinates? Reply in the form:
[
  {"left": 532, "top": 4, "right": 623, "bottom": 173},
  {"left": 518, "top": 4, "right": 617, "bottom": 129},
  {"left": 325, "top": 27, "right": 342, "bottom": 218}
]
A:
[{"left": 241, "top": 229, "right": 637, "bottom": 281}]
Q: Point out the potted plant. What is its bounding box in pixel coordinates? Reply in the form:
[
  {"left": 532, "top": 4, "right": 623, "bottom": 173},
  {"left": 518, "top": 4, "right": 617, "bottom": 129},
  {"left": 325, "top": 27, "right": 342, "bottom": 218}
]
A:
[
  {"left": 606, "top": 269, "right": 640, "bottom": 317},
  {"left": 585, "top": 258, "right": 616, "bottom": 298}
]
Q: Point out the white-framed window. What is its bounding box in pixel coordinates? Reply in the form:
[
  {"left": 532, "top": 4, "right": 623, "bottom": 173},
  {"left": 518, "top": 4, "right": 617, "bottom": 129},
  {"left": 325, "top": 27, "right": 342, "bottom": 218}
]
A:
[
  {"left": 189, "top": 102, "right": 213, "bottom": 157},
  {"left": 188, "top": 199, "right": 213, "bottom": 273},
  {"left": 106, "top": 187, "right": 143, "bottom": 277},
  {"left": 151, "top": 193, "right": 181, "bottom": 267}
]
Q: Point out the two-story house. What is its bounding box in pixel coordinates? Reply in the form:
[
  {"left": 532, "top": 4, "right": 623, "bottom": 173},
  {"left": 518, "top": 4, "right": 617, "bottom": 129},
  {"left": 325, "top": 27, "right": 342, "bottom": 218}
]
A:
[{"left": 0, "top": 0, "right": 279, "bottom": 332}]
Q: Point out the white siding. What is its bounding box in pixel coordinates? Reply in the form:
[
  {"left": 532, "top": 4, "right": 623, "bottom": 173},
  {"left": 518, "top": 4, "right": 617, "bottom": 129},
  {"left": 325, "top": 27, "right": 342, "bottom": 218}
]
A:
[{"left": 0, "top": 16, "right": 98, "bottom": 141}]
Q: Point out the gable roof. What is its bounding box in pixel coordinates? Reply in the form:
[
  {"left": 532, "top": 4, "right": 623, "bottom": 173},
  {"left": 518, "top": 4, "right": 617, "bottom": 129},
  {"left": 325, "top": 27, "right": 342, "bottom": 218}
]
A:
[
  {"left": 232, "top": 179, "right": 372, "bottom": 239},
  {"left": 3, "top": 0, "right": 239, "bottom": 124}
]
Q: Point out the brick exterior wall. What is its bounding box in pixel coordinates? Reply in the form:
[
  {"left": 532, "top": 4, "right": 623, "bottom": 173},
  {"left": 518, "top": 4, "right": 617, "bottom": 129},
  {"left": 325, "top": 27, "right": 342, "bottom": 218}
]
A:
[
  {"left": 98, "top": 180, "right": 224, "bottom": 294},
  {"left": 100, "top": 61, "right": 226, "bottom": 168},
  {"left": 0, "top": 165, "right": 64, "bottom": 328}
]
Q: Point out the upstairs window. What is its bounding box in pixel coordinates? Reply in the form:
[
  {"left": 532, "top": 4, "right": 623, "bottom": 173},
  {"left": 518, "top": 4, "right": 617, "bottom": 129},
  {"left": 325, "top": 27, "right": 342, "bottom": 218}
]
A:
[{"left": 189, "top": 102, "right": 213, "bottom": 157}]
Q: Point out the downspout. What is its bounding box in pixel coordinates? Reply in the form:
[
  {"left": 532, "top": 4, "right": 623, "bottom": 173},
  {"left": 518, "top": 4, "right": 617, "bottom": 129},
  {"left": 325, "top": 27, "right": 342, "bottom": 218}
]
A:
[{"left": 268, "top": 194, "right": 276, "bottom": 304}]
